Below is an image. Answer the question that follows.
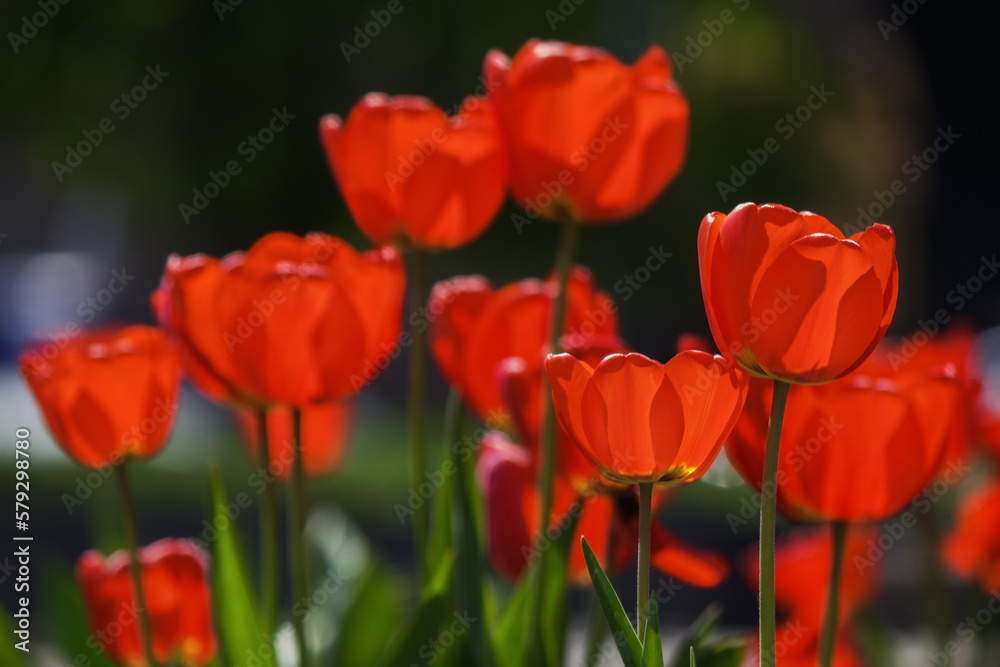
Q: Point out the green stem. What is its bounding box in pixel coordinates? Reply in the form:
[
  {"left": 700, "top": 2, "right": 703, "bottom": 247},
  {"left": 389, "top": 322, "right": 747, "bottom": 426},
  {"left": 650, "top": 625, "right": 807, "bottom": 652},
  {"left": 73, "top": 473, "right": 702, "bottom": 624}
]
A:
[
  {"left": 524, "top": 216, "right": 579, "bottom": 663},
  {"left": 408, "top": 249, "right": 430, "bottom": 587},
  {"left": 819, "top": 521, "right": 848, "bottom": 667},
  {"left": 288, "top": 407, "right": 311, "bottom": 667},
  {"left": 256, "top": 409, "right": 278, "bottom": 632},
  {"left": 917, "top": 509, "right": 951, "bottom": 645},
  {"left": 759, "top": 380, "right": 790, "bottom": 667},
  {"left": 448, "top": 390, "right": 488, "bottom": 666},
  {"left": 115, "top": 464, "right": 159, "bottom": 667},
  {"left": 637, "top": 483, "right": 653, "bottom": 640},
  {"left": 583, "top": 527, "right": 616, "bottom": 664}
]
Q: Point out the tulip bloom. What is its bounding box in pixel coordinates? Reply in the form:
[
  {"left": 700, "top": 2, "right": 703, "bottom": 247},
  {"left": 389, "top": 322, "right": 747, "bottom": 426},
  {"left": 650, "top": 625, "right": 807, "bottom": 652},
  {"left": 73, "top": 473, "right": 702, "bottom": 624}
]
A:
[
  {"left": 698, "top": 203, "right": 898, "bottom": 384},
  {"left": 476, "top": 431, "right": 727, "bottom": 586},
  {"left": 869, "top": 325, "right": 1000, "bottom": 465},
  {"left": 76, "top": 539, "right": 216, "bottom": 666},
  {"left": 726, "top": 360, "right": 963, "bottom": 523},
  {"left": 740, "top": 527, "right": 877, "bottom": 667},
  {"left": 545, "top": 351, "right": 748, "bottom": 485},
  {"left": 154, "top": 232, "right": 405, "bottom": 406},
  {"left": 319, "top": 94, "right": 507, "bottom": 250},
  {"left": 942, "top": 480, "right": 1000, "bottom": 592},
  {"left": 497, "top": 335, "right": 627, "bottom": 493},
  {"left": 19, "top": 326, "right": 181, "bottom": 468},
  {"left": 484, "top": 40, "right": 689, "bottom": 223},
  {"left": 238, "top": 401, "right": 354, "bottom": 480},
  {"left": 428, "top": 267, "right": 618, "bottom": 423}
]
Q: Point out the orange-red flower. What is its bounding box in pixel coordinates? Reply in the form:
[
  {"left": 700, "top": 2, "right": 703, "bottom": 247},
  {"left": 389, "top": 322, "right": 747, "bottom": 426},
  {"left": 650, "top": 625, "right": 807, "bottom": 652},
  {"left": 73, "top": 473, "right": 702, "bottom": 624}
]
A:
[
  {"left": 484, "top": 40, "right": 689, "bottom": 223},
  {"left": 498, "top": 335, "right": 627, "bottom": 493},
  {"left": 19, "top": 326, "right": 180, "bottom": 469},
  {"left": 238, "top": 401, "right": 354, "bottom": 481},
  {"left": 319, "top": 94, "right": 507, "bottom": 250},
  {"left": 545, "top": 351, "right": 748, "bottom": 485},
  {"left": 76, "top": 538, "right": 216, "bottom": 666},
  {"left": 740, "top": 527, "right": 878, "bottom": 666},
  {"left": 154, "top": 232, "right": 405, "bottom": 407},
  {"left": 476, "top": 431, "right": 727, "bottom": 586},
  {"left": 726, "top": 358, "right": 963, "bottom": 522},
  {"left": 698, "top": 203, "right": 898, "bottom": 383},
  {"left": 867, "top": 324, "right": 1000, "bottom": 467},
  {"left": 942, "top": 479, "right": 1000, "bottom": 593},
  {"left": 428, "top": 267, "right": 618, "bottom": 424}
]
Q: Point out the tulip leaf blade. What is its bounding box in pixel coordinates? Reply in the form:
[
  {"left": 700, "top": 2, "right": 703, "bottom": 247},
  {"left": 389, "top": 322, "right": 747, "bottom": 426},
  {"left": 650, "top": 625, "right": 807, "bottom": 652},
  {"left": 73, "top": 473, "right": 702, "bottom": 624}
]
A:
[
  {"left": 668, "top": 604, "right": 743, "bottom": 667},
  {"left": 491, "top": 577, "right": 529, "bottom": 667},
  {"left": 582, "top": 537, "right": 643, "bottom": 667},
  {"left": 208, "top": 468, "right": 276, "bottom": 667},
  {"left": 331, "top": 564, "right": 403, "bottom": 667},
  {"left": 378, "top": 589, "right": 452, "bottom": 667},
  {"left": 541, "top": 498, "right": 584, "bottom": 666},
  {"left": 450, "top": 396, "right": 491, "bottom": 666},
  {"left": 642, "top": 597, "right": 663, "bottom": 666},
  {"left": 425, "top": 443, "right": 455, "bottom": 584}
]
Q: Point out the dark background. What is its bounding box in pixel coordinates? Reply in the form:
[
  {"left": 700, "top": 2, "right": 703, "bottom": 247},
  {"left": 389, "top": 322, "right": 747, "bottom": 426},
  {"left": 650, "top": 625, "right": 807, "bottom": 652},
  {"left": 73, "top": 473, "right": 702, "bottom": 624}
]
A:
[{"left": 1, "top": 0, "right": 998, "bottom": 655}]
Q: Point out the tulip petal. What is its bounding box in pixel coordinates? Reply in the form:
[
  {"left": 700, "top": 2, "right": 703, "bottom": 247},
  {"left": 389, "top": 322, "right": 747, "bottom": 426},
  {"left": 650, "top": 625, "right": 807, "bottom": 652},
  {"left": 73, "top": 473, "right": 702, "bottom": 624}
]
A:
[
  {"left": 649, "top": 522, "right": 729, "bottom": 587},
  {"left": 429, "top": 275, "right": 494, "bottom": 393},
  {"left": 662, "top": 352, "right": 748, "bottom": 481},
  {"left": 751, "top": 234, "right": 882, "bottom": 382},
  {"left": 545, "top": 353, "right": 601, "bottom": 472},
  {"left": 582, "top": 353, "right": 673, "bottom": 481}
]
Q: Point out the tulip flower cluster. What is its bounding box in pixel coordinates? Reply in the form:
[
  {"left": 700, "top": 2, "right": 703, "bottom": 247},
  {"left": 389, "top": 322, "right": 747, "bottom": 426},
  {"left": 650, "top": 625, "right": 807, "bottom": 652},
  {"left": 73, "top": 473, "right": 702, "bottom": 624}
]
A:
[{"left": 17, "top": 35, "right": 999, "bottom": 667}]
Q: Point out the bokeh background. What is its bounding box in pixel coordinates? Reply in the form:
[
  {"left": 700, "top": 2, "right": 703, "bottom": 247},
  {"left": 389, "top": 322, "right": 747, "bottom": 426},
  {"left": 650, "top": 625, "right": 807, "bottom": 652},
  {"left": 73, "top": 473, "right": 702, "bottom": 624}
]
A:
[{"left": 2, "top": 0, "right": 998, "bottom": 661}]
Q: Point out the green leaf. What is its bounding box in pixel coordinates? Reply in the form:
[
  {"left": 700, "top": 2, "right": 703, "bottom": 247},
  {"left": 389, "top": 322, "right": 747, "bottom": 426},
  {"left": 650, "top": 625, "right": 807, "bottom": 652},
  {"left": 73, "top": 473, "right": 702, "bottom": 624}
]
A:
[
  {"left": 425, "top": 549, "right": 457, "bottom": 600},
  {"left": 378, "top": 595, "right": 451, "bottom": 667},
  {"left": 582, "top": 537, "right": 643, "bottom": 667},
  {"left": 668, "top": 604, "right": 745, "bottom": 667},
  {"left": 331, "top": 565, "right": 403, "bottom": 667},
  {"left": 540, "top": 500, "right": 583, "bottom": 666},
  {"left": 491, "top": 580, "right": 529, "bottom": 667},
  {"left": 690, "top": 647, "right": 696, "bottom": 667},
  {"left": 208, "top": 467, "right": 276, "bottom": 667},
  {"left": 425, "top": 442, "right": 455, "bottom": 574},
  {"left": 41, "top": 562, "right": 117, "bottom": 667},
  {"left": 451, "top": 400, "right": 491, "bottom": 666},
  {"left": 693, "top": 643, "right": 744, "bottom": 667},
  {"left": 689, "top": 603, "right": 724, "bottom": 648},
  {"left": 668, "top": 604, "right": 724, "bottom": 667},
  {"left": 641, "top": 597, "right": 663, "bottom": 667}
]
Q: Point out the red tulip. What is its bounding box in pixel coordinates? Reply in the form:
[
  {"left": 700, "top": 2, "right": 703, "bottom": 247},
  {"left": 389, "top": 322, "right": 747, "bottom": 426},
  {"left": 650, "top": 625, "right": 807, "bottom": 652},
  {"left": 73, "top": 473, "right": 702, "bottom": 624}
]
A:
[
  {"left": 238, "top": 401, "right": 354, "bottom": 480},
  {"left": 76, "top": 538, "right": 216, "bottom": 666},
  {"left": 426, "top": 275, "right": 495, "bottom": 396},
  {"left": 428, "top": 267, "right": 618, "bottom": 424},
  {"left": 19, "top": 326, "right": 180, "bottom": 469},
  {"left": 545, "top": 351, "right": 748, "bottom": 485},
  {"left": 863, "top": 329, "right": 985, "bottom": 472},
  {"left": 739, "top": 527, "right": 878, "bottom": 667},
  {"left": 476, "top": 431, "right": 727, "bottom": 586},
  {"left": 320, "top": 94, "right": 507, "bottom": 250},
  {"left": 726, "top": 359, "right": 963, "bottom": 522},
  {"left": 868, "top": 324, "right": 1000, "bottom": 466},
  {"left": 497, "top": 335, "right": 627, "bottom": 493},
  {"left": 484, "top": 40, "right": 689, "bottom": 223},
  {"left": 154, "top": 232, "right": 405, "bottom": 406},
  {"left": 698, "top": 203, "right": 898, "bottom": 383},
  {"left": 942, "top": 479, "right": 1000, "bottom": 593}
]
